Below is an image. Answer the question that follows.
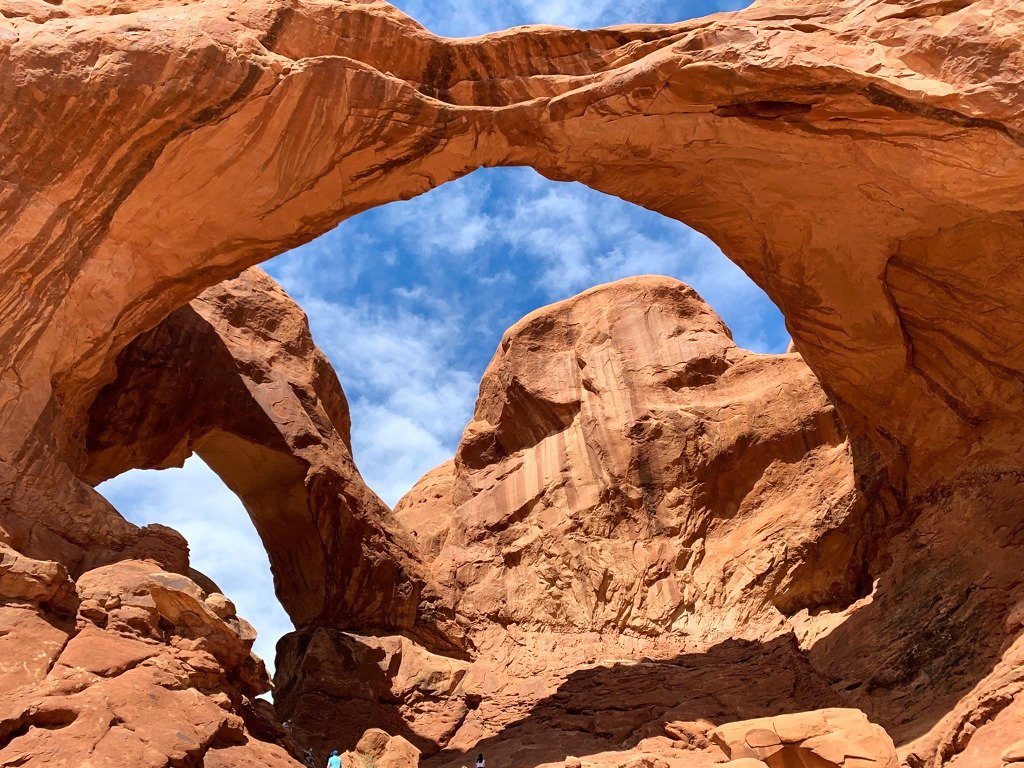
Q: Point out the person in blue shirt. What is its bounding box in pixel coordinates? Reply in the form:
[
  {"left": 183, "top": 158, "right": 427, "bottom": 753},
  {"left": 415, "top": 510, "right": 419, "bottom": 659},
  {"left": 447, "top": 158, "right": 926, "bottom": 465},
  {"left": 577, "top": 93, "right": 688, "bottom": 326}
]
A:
[{"left": 327, "top": 750, "right": 342, "bottom": 768}]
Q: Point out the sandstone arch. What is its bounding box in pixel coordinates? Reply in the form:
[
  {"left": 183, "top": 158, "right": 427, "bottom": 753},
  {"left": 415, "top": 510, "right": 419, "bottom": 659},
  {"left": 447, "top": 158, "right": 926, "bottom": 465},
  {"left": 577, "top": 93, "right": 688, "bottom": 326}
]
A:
[
  {"left": 83, "top": 268, "right": 456, "bottom": 644},
  {"left": 2, "top": 0, "right": 1024, "bottom": 765},
  {"left": 3, "top": 0, "right": 1022, "bottom": 554}
]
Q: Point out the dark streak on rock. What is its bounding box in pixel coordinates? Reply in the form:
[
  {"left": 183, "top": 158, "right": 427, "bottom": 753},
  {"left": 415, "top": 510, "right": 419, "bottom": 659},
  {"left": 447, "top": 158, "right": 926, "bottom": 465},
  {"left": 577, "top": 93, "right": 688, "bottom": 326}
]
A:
[{"left": 864, "top": 83, "right": 1024, "bottom": 148}]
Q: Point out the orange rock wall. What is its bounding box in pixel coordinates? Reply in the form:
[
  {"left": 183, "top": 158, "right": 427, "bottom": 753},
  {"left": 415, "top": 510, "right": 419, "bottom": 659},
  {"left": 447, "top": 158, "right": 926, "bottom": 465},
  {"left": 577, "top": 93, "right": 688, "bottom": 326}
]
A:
[
  {"left": 84, "top": 268, "right": 454, "bottom": 643},
  {"left": 1, "top": 1, "right": 1023, "bottom": 766}
]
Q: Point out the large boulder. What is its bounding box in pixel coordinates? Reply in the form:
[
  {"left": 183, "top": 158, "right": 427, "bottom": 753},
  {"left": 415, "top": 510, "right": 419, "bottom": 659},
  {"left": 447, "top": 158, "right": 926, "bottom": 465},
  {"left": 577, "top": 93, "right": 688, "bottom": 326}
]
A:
[
  {"left": 346, "top": 729, "right": 421, "bottom": 768},
  {"left": 712, "top": 709, "right": 897, "bottom": 768}
]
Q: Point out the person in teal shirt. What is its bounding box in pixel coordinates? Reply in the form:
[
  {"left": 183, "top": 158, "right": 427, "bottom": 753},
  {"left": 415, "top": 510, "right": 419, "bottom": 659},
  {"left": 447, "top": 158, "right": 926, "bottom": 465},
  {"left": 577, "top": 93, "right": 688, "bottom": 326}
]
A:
[{"left": 327, "top": 750, "right": 342, "bottom": 768}]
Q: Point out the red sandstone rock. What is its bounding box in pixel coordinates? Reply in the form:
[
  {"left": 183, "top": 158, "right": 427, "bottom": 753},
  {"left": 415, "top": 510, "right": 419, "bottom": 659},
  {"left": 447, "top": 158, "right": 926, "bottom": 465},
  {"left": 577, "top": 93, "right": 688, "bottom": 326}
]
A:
[
  {"left": 274, "top": 627, "right": 473, "bottom": 759},
  {"left": 0, "top": 0, "right": 1023, "bottom": 766},
  {"left": 346, "top": 729, "right": 421, "bottom": 768},
  {"left": 1003, "top": 741, "right": 1024, "bottom": 763},
  {"left": 1, "top": 0, "right": 1021, "bottom": 606},
  {"left": 0, "top": 557, "right": 299, "bottom": 767},
  {"left": 295, "top": 279, "right": 859, "bottom": 761},
  {"left": 712, "top": 708, "right": 897, "bottom": 767},
  {"left": 399, "top": 277, "right": 871, "bottom": 640},
  {"left": 0, "top": 543, "right": 77, "bottom": 613}
]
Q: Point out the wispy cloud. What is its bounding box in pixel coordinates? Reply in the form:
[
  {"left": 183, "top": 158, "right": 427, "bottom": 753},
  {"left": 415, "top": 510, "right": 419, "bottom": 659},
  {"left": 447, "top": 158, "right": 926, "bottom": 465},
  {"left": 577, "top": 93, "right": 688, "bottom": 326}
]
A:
[
  {"left": 391, "top": 0, "right": 751, "bottom": 36},
  {"left": 283, "top": 295, "right": 479, "bottom": 506}
]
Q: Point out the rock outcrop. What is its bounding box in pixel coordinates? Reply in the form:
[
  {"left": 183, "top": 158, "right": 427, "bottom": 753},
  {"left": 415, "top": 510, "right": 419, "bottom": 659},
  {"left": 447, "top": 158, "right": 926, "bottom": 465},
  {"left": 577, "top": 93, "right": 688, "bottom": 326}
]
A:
[
  {"left": 0, "top": 268, "right": 457, "bottom": 766},
  {"left": 712, "top": 708, "right": 898, "bottom": 767},
  {"left": 84, "top": 267, "right": 454, "bottom": 645},
  {"left": 398, "top": 277, "right": 873, "bottom": 639},
  {"left": 275, "top": 627, "right": 474, "bottom": 760},
  {"left": 280, "top": 277, "right": 868, "bottom": 760},
  {"left": 285, "top": 275, "right": 1024, "bottom": 768},
  {"left": 0, "top": 551, "right": 298, "bottom": 767},
  {"left": 1, "top": 0, "right": 1023, "bottom": 767}
]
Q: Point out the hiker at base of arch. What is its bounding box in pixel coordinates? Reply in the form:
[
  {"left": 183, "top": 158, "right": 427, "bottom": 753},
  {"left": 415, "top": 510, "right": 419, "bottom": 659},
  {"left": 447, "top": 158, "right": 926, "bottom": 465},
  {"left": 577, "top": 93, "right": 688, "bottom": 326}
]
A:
[
  {"left": 476, "top": 753, "right": 485, "bottom": 768},
  {"left": 328, "top": 749, "right": 342, "bottom": 768}
]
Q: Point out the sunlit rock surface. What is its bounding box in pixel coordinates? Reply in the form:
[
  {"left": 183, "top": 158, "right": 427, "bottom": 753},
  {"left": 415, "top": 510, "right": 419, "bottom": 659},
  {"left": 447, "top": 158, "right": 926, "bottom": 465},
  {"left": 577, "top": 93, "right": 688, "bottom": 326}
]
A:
[
  {"left": 400, "top": 276, "right": 872, "bottom": 638},
  {"left": 313, "top": 276, "right": 871, "bottom": 765}
]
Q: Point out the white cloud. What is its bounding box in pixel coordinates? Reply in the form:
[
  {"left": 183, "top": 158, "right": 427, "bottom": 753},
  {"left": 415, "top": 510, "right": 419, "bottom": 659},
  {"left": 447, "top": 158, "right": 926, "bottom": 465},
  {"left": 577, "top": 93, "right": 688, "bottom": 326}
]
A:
[
  {"left": 96, "top": 457, "right": 293, "bottom": 679},
  {"left": 349, "top": 407, "right": 454, "bottom": 506},
  {"left": 381, "top": 180, "right": 495, "bottom": 258},
  {"left": 273, "top": 230, "right": 398, "bottom": 299},
  {"left": 281, "top": 294, "right": 478, "bottom": 508}
]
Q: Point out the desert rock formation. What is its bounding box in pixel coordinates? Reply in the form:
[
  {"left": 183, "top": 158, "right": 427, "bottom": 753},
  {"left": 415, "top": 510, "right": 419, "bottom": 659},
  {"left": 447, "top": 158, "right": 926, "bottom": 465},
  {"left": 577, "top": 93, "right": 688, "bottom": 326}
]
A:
[
  {"left": 0, "top": 548, "right": 300, "bottom": 767},
  {"left": 3, "top": 0, "right": 1022, "bottom": 567},
  {"left": 397, "top": 277, "right": 872, "bottom": 639},
  {"left": 281, "top": 276, "right": 877, "bottom": 766},
  {"left": 345, "top": 728, "right": 422, "bottom": 768},
  {"left": 84, "top": 267, "right": 455, "bottom": 645},
  {"left": 1, "top": 268, "right": 454, "bottom": 766},
  {"left": 1, "top": 0, "right": 1023, "bottom": 766}
]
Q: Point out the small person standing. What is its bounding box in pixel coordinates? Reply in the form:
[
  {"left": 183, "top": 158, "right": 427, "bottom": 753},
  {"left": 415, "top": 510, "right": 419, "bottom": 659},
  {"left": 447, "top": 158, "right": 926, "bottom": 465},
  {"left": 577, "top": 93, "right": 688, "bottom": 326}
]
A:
[
  {"left": 476, "top": 754, "right": 485, "bottom": 768},
  {"left": 328, "top": 749, "right": 342, "bottom": 768}
]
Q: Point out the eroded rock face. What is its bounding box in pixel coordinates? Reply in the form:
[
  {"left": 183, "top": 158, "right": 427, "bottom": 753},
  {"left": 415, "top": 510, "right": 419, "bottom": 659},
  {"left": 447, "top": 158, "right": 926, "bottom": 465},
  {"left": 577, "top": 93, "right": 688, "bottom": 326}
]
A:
[
  {"left": 84, "top": 267, "right": 453, "bottom": 644},
  {"left": 0, "top": 552, "right": 298, "bottom": 767},
  {"left": 279, "top": 277, "right": 868, "bottom": 760},
  {"left": 3, "top": 0, "right": 1022, "bottom": 588},
  {"left": 398, "top": 277, "right": 872, "bottom": 640},
  {"left": 0, "top": 268, "right": 460, "bottom": 766},
  {"left": 0, "top": 0, "right": 1019, "bottom": 552},
  {"left": 275, "top": 628, "right": 473, "bottom": 759}
]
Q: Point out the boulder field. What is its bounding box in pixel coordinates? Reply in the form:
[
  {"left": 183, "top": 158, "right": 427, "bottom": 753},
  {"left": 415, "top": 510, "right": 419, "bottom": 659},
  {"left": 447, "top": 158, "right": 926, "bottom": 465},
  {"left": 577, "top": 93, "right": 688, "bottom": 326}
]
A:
[{"left": 1, "top": 0, "right": 1023, "bottom": 766}]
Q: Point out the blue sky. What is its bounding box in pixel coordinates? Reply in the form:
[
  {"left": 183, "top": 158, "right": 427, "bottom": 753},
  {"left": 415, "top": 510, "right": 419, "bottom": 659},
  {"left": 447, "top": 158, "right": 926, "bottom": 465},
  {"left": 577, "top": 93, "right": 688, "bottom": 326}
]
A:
[
  {"left": 98, "top": 1, "right": 772, "bottom": 681},
  {"left": 391, "top": 0, "right": 749, "bottom": 35}
]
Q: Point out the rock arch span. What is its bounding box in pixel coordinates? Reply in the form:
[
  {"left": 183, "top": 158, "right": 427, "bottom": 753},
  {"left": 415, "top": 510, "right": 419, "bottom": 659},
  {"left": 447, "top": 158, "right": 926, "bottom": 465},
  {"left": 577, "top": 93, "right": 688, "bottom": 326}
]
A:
[
  {"left": 83, "top": 268, "right": 455, "bottom": 642},
  {"left": 1, "top": 0, "right": 1023, "bottom": 765},
  {"left": 2, "top": 0, "right": 1021, "bottom": 558}
]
